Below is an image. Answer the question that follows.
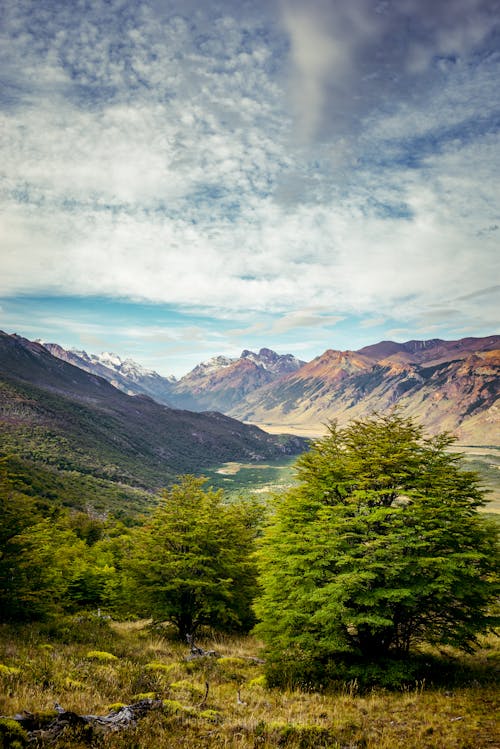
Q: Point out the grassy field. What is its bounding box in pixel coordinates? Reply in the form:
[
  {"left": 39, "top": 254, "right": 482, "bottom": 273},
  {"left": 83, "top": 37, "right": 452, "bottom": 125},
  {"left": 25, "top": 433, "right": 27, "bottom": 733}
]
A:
[
  {"left": 204, "top": 449, "right": 500, "bottom": 513},
  {"left": 457, "top": 446, "right": 500, "bottom": 512},
  {"left": 0, "top": 618, "right": 498, "bottom": 748},
  {"left": 203, "top": 457, "right": 299, "bottom": 500}
]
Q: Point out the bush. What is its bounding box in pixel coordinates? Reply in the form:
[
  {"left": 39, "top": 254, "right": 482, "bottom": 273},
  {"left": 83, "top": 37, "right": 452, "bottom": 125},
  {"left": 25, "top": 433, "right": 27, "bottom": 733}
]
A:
[
  {"left": 86, "top": 650, "right": 118, "bottom": 662},
  {"left": 0, "top": 718, "right": 29, "bottom": 749}
]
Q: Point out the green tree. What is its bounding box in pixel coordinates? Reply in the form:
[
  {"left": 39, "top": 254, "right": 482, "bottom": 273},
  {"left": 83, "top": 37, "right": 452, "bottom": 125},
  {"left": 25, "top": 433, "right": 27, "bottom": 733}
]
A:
[
  {"left": 254, "top": 414, "right": 499, "bottom": 686},
  {"left": 131, "top": 475, "right": 260, "bottom": 639},
  {"left": 0, "top": 457, "right": 113, "bottom": 620}
]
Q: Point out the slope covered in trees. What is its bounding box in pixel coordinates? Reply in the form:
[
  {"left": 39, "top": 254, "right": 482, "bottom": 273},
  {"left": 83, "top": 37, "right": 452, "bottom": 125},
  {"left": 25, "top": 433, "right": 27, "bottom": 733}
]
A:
[{"left": 0, "top": 332, "right": 306, "bottom": 514}]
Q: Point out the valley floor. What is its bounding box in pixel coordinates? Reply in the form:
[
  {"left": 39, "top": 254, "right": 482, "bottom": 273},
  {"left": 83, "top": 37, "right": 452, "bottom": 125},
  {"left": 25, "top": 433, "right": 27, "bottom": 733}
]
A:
[
  {"left": 1, "top": 619, "right": 499, "bottom": 748},
  {"left": 250, "top": 421, "right": 500, "bottom": 512}
]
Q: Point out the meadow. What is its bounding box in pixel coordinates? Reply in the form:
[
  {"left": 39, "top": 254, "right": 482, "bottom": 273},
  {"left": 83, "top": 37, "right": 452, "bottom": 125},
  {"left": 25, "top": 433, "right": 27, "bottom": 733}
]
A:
[
  {"left": 0, "top": 617, "right": 498, "bottom": 749},
  {"left": 204, "top": 450, "right": 500, "bottom": 512}
]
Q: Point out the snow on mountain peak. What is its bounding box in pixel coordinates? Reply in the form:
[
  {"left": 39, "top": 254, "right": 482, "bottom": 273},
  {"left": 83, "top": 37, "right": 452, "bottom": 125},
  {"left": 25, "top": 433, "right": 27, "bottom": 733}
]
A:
[{"left": 241, "top": 348, "right": 304, "bottom": 373}]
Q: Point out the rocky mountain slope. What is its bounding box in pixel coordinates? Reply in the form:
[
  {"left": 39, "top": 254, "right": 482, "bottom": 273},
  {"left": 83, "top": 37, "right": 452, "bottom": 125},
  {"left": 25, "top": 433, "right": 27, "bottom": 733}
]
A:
[
  {"left": 229, "top": 336, "right": 500, "bottom": 445},
  {"left": 41, "top": 342, "right": 177, "bottom": 405},
  {"left": 171, "top": 348, "right": 305, "bottom": 412},
  {"left": 0, "top": 332, "right": 307, "bottom": 502},
  {"left": 42, "top": 343, "right": 305, "bottom": 412}
]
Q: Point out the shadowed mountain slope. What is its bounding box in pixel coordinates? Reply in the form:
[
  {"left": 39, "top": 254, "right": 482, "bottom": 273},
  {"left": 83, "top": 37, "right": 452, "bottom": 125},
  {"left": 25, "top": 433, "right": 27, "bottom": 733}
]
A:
[{"left": 0, "top": 332, "right": 307, "bottom": 500}]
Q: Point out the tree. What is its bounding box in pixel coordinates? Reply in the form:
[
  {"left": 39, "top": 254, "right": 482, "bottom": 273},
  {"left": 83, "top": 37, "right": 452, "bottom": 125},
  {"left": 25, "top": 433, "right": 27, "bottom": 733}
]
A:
[
  {"left": 131, "top": 476, "right": 260, "bottom": 639},
  {"left": 254, "top": 413, "right": 499, "bottom": 686},
  {"left": 0, "top": 457, "right": 122, "bottom": 620}
]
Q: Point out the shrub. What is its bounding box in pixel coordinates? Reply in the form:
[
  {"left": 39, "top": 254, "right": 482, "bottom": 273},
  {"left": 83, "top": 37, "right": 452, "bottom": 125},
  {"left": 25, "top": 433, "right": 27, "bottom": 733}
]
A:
[
  {"left": 85, "top": 650, "right": 118, "bottom": 662},
  {"left": 0, "top": 718, "right": 29, "bottom": 749}
]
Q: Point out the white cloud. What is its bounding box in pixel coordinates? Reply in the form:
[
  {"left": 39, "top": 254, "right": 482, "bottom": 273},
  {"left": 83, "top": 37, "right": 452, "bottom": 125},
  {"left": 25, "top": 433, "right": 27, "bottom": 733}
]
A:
[
  {"left": 271, "top": 310, "right": 344, "bottom": 334},
  {"left": 0, "top": 0, "right": 499, "bottom": 345}
]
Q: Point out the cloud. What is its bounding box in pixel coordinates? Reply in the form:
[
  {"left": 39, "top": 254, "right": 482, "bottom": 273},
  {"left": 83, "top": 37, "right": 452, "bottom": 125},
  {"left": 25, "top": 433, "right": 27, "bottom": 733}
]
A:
[
  {"left": 281, "top": 0, "right": 499, "bottom": 142},
  {"left": 271, "top": 310, "right": 344, "bottom": 334},
  {"left": 0, "top": 0, "right": 499, "bottom": 346},
  {"left": 454, "top": 285, "right": 500, "bottom": 302}
]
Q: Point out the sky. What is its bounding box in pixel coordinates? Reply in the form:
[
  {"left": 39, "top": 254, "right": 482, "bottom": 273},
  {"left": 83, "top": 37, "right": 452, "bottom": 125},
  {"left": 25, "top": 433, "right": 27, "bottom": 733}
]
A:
[{"left": 1, "top": 0, "right": 499, "bottom": 377}]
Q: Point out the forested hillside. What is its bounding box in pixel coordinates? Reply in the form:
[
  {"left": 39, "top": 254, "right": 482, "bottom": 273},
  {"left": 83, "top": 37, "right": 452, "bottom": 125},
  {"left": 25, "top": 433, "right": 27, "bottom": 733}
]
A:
[{"left": 0, "top": 332, "right": 306, "bottom": 514}]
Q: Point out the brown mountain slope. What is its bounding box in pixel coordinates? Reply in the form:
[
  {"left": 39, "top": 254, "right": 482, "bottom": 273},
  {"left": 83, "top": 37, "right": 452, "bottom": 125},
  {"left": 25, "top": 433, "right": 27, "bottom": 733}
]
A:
[
  {"left": 171, "top": 349, "right": 305, "bottom": 412},
  {"left": 229, "top": 338, "right": 500, "bottom": 445},
  {"left": 358, "top": 335, "right": 500, "bottom": 365}
]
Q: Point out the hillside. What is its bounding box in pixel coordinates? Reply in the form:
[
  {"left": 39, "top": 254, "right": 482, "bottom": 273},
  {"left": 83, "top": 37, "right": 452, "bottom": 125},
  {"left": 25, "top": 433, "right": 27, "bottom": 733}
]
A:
[
  {"left": 229, "top": 336, "right": 500, "bottom": 445},
  {"left": 0, "top": 332, "right": 307, "bottom": 513}
]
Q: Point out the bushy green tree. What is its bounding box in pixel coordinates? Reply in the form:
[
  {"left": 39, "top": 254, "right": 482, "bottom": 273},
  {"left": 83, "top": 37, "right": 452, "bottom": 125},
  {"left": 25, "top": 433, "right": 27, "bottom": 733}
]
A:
[
  {"left": 130, "top": 475, "right": 260, "bottom": 639},
  {"left": 254, "top": 414, "right": 499, "bottom": 686}
]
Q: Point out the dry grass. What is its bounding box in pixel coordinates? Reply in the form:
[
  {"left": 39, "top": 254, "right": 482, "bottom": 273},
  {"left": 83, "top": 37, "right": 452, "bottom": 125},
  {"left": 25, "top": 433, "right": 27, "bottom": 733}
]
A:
[{"left": 0, "top": 619, "right": 498, "bottom": 748}]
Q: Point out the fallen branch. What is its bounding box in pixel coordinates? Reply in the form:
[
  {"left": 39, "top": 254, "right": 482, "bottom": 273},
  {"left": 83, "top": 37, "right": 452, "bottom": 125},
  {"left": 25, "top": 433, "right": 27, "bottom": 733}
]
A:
[
  {"left": 185, "top": 634, "right": 219, "bottom": 660},
  {"left": 7, "top": 699, "right": 163, "bottom": 744}
]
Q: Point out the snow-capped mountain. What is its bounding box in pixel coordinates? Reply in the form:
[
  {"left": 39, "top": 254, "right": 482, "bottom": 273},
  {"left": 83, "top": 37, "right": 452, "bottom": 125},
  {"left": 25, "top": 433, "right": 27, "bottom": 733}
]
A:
[
  {"left": 41, "top": 343, "right": 177, "bottom": 405},
  {"left": 72, "top": 349, "right": 176, "bottom": 384},
  {"left": 170, "top": 348, "right": 307, "bottom": 412},
  {"left": 241, "top": 347, "right": 305, "bottom": 375},
  {"left": 41, "top": 343, "right": 306, "bottom": 413}
]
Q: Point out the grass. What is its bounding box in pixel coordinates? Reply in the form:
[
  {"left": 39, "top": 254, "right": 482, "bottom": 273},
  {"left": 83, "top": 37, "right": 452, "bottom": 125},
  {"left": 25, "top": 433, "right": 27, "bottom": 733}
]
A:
[
  {"left": 0, "top": 618, "right": 498, "bottom": 748},
  {"left": 203, "top": 457, "right": 298, "bottom": 500},
  {"left": 457, "top": 446, "right": 500, "bottom": 512}
]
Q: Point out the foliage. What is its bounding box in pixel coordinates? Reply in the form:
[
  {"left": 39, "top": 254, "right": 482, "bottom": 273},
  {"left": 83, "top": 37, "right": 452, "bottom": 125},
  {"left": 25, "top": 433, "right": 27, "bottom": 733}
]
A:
[
  {"left": 0, "top": 457, "right": 133, "bottom": 621},
  {"left": 130, "top": 476, "right": 261, "bottom": 639},
  {"left": 86, "top": 651, "right": 119, "bottom": 662},
  {"left": 0, "top": 717, "right": 29, "bottom": 749},
  {"left": 254, "top": 413, "right": 499, "bottom": 687}
]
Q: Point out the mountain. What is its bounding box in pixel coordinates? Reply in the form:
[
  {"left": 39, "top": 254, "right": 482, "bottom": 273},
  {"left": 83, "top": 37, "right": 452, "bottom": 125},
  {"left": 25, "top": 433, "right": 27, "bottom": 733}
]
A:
[
  {"left": 356, "top": 336, "right": 500, "bottom": 365},
  {"left": 36, "top": 334, "right": 500, "bottom": 445},
  {"left": 228, "top": 336, "right": 500, "bottom": 445},
  {"left": 42, "top": 343, "right": 305, "bottom": 412},
  {"left": 0, "top": 332, "right": 307, "bottom": 512},
  {"left": 171, "top": 348, "right": 306, "bottom": 412},
  {"left": 41, "top": 343, "right": 177, "bottom": 405}
]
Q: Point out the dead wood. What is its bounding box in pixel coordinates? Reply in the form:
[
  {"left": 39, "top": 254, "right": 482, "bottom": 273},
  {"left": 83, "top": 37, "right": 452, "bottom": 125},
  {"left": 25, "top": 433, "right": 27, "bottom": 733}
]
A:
[
  {"left": 7, "top": 699, "right": 163, "bottom": 744},
  {"left": 185, "top": 634, "right": 220, "bottom": 660}
]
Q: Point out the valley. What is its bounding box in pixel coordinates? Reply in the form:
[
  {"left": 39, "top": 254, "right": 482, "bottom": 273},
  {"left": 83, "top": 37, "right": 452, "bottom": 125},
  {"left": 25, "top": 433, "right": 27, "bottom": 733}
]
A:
[
  {"left": 2, "top": 330, "right": 499, "bottom": 513},
  {"left": 1, "top": 332, "right": 498, "bottom": 749},
  {"left": 203, "top": 456, "right": 299, "bottom": 500}
]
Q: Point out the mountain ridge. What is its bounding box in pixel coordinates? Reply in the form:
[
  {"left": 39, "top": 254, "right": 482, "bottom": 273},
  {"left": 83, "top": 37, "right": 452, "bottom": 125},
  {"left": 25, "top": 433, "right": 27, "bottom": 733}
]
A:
[
  {"left": 41, "top": 342, "right": 306, "bottom": 413},
  {"left": 229, "top": 336, "right": 500, "bottom": 444},
  {"left": 35, "top": 333, "right": 500, "bottom": 444},
  {"left": 0, "top": 332, "right": 307, "bottom": 508}
]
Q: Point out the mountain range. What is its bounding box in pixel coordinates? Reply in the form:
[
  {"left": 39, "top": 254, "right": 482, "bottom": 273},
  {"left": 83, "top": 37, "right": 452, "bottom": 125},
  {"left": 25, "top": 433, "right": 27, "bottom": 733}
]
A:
[
  {"left": 230, "top": 336, "right": 500, "bottom": 444},
  {"left": 0, "top": 332, "right": 307, "bottom": 514},
  {"left": 40, "top": 343, "right": 305, "bottom": 412},
  {"left": 41, "top": 335, "right": 499, "bottom": 445}
]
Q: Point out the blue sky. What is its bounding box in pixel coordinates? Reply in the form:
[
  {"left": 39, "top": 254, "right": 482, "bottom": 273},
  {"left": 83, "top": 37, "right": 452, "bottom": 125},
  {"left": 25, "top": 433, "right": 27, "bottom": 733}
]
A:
[{"left": 1, "top": 0, "right": 499, "bottom": 376}]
